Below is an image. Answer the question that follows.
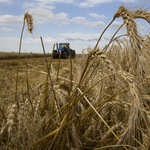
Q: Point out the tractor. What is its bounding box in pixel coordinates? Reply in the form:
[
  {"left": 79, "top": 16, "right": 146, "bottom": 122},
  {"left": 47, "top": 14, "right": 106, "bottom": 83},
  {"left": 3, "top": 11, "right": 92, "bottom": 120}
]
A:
[{"left": 53, "top": 43, "right": 76, "bottom": 59}]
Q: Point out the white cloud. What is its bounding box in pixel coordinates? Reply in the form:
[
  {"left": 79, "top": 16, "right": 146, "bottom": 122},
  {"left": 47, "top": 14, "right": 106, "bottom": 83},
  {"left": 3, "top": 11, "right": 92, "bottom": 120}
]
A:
[
  {"left": 0, "top": 15, "right": 23, "bottom": 26},
  {"left": 121, "top": 0, "right": 135, "bottom": 2},
  {"left": 1, "top": 27, "right": 14, "bottom": 32},
  {"left": 60, "top": 33, "right": 91, "bottom": 43},
  {"left": 0, "top": 37, "right": 40, "bottom": 53},
  {"left": 23, "top": 37, "right": 57, "bottom": 43},
  {"left": 90, "top": 21, "right": 105, "bottom": 27},
  {"left": 33, "top": 8, "right": 69, "bottom": 24},
  {"left": 71, "top": 17, "right": 89, "bottom": 25},
  {"left": 43, "top": 37, "right": 57, "bottom": 43},
  {"left": 58, "top": 32, "right": 115, "bottom": 52},
  {"left": 22, "top": 2, "right": 70, "bottom": 26},
  {"left": 89, "top": 13, "right": 106, "bottom": 19},
  {"left": 110, "top": 21, "right": 122, "bottom": 30},
  {"left": 80, "top": 0, "right": 112, "bottom": 7},
  {"left": 22, "top": 2, "right": 55, "bottom": 10},
  {"left": 35, "top": 0, "right": 74, "bottom": 4},
  {"left": 80, "top": 0, "right": 135, "bottom": 7},
  {"left": 56, "top": 12, "right": 68, "bottom": 20},
  {"left": 0, "top": 3, "right": 69, "bottom": 26},
  {"left": 22, "top": 2, "right": 35, "bottom": 8},
  {"left": 33, "top": 8, "right": 56, "bottom": 23},
  {"left": 58, "top": 32, "right": 98, "bottom": 52},
  {"left": 1, "top": 37, "right": 19, "bottom": 40},
  {"left": 59, "top": 20, "right": 70, "bottom": 25},
  {"left": 38, "top": 4, "right": 55, "bottom": 10},
  {"left": 0, "top": 0, "right": 12, "bottom": 4},
  {"left": 71, "top": 16, "right": 105, "bottom": 27}
]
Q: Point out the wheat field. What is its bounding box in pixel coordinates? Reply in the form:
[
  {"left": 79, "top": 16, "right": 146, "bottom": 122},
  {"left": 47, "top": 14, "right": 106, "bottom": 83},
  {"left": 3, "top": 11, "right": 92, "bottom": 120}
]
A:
[{"left": 0, "top": 3, "right": 150, "bottom": 150}]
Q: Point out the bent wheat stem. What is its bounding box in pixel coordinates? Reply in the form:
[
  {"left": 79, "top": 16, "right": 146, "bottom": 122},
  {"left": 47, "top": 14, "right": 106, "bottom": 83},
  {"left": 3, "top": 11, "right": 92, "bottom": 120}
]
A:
[{"left": 94, "top": 18, "right": 115, "bottom": 50}]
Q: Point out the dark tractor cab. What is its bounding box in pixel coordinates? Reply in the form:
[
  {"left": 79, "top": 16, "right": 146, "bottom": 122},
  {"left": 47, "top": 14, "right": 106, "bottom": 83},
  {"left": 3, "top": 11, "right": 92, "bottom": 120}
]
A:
[{"left": 53, "top": 43, "right": 76, "bottom": 59}]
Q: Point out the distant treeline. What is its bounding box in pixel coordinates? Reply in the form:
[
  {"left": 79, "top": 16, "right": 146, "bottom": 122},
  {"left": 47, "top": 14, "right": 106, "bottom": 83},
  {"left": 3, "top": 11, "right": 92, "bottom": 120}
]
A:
[{"left": 0, "top": 52, "right": 51, "bottom": 60}]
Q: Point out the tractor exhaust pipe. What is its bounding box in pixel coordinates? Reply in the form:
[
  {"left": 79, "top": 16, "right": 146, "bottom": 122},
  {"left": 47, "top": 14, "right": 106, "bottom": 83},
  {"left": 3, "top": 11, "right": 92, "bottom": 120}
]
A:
[{"left": 56, "top": 43, "right": 58, "bottom": 50}]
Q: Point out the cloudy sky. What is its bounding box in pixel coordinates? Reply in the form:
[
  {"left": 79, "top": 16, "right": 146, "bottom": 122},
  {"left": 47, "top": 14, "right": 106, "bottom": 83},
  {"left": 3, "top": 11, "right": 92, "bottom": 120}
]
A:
[{"left": 0, "top": 0, "right": 149, "bottom": 53}]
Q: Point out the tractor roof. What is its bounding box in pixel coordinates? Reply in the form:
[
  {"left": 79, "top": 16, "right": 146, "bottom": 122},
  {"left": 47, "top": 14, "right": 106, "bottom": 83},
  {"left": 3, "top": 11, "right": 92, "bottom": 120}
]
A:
[{"left": 59, "top": 43, "right": 70, "bottom": 45}]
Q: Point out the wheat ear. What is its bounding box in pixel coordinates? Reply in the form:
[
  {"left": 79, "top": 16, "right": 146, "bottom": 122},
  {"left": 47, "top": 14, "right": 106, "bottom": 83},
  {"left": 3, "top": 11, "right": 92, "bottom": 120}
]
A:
[{"left": 24, "top": 12, "right": 33, "bottom": 34}]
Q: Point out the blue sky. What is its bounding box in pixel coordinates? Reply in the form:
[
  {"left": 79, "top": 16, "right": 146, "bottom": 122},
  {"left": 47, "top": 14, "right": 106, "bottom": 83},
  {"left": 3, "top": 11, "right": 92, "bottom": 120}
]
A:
[{"left": 0, "top": 0, "right": 149, "bottom": 53}]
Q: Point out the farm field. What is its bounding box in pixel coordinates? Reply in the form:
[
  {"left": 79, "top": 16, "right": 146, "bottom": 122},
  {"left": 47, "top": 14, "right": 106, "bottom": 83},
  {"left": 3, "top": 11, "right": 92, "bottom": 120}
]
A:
[
  {"left": 0, "top": 54, "right": 50, "bottom": 105},
  {"left": 0, "top": 53, "right": 84, "bottom": 126},
  {"left": 1, "top": 3, "right": 150, "bottom": 150},
  {"left": 0, "top": 53, "right": 81, "bottom": 107}
]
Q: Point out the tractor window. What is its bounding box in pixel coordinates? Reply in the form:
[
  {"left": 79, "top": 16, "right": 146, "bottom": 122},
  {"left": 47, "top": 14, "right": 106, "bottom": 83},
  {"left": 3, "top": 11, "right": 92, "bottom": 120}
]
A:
[
  {"left": 59, "top": 44, "right": 62, "bottom": 48},
  {"left": 59, "top": 44, "right": 68, "bottom": 49}
]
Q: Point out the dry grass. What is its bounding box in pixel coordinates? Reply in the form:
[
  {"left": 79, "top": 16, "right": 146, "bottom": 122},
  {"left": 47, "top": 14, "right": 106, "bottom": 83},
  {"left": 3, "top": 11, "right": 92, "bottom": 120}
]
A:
[{"left": 1, "top": 3, "right": 150, "bottom": 150}]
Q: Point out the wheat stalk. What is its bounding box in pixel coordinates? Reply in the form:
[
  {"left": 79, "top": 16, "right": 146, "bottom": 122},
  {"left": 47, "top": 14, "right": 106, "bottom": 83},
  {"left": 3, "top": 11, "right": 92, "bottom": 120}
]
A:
[{"left": 15, "top": 12, "right": 33, "bottom": 109}]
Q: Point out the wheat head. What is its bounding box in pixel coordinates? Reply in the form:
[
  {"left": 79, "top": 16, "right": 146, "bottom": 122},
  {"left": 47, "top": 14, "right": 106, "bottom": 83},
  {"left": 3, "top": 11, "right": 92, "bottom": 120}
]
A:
[{"left": 24, "top": 13, "right": 33, "bottom": 34}]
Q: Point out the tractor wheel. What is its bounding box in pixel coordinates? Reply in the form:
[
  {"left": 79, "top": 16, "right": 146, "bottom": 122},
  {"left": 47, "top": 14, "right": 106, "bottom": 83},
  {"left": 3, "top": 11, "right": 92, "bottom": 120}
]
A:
[
  {"left": 72, "top": 50, "right": 76, "bottom": 59},
  {"left": 63, "top": 51, "right": 68, "bottom": 59},
  {"left": 53, "top": 52, "right": 58, "bottom": 59}
]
